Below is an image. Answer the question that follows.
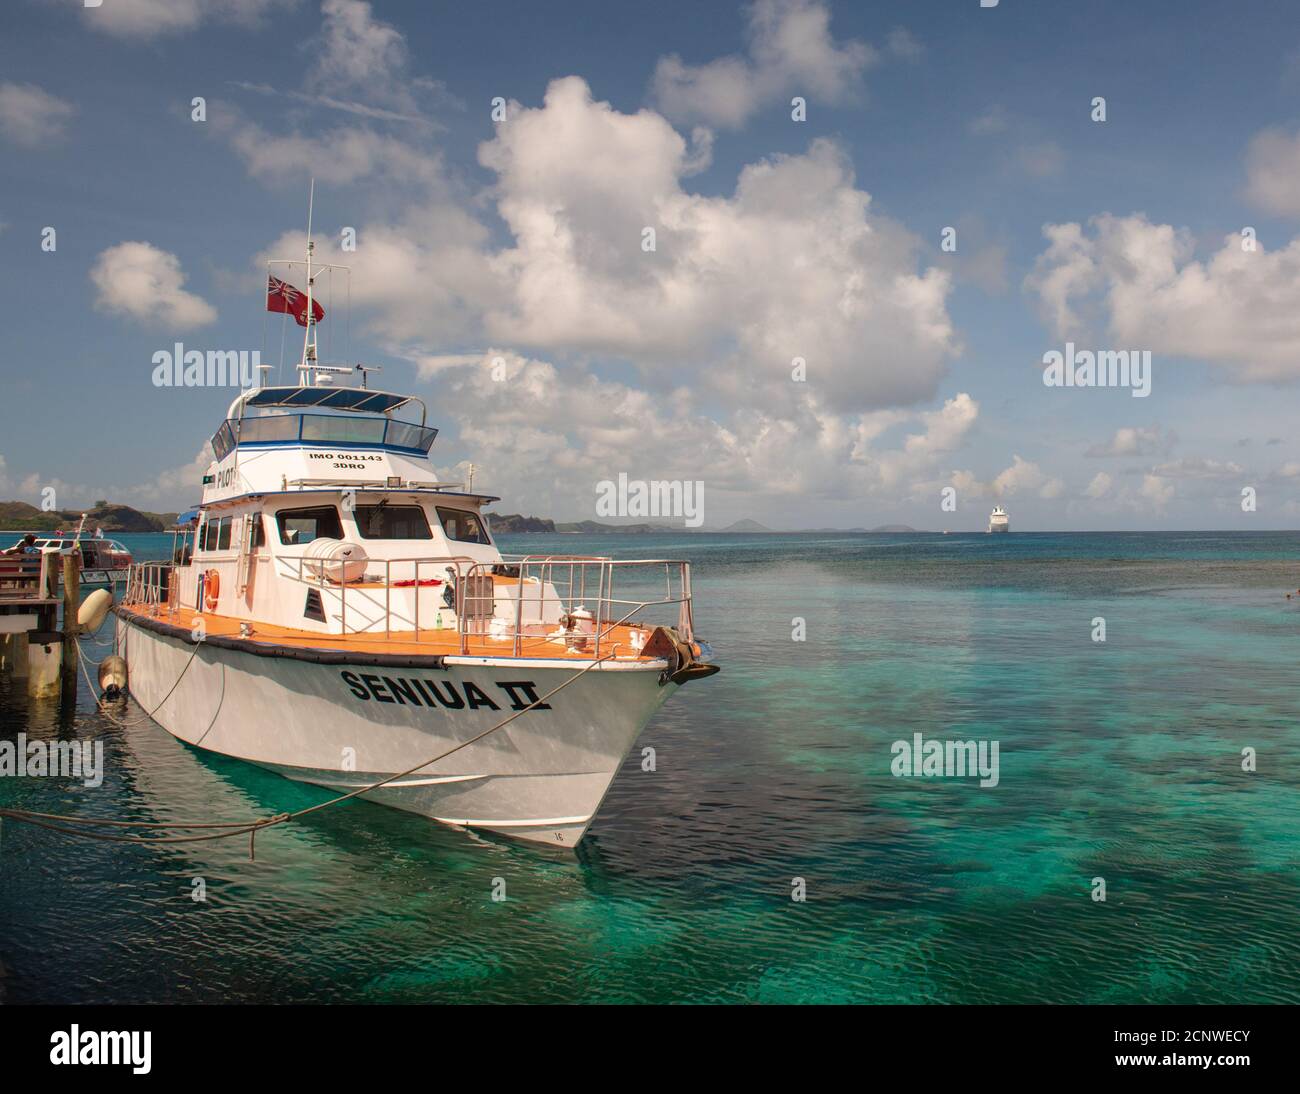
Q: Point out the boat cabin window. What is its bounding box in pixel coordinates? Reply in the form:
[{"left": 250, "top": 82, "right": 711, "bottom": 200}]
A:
[
  {"left": 436, "top": 506, "right": 491, "bottom": 545},
  {"left": 202, "top": 516, "right": 234, "bottom": 552},
  {"left": 300, "top": 416, "right": 387, "bottom": 445},
  {"left": 237, "top": 416, "right": 299, "bottom": 444},
  {"left": 355, "top": 504, "right": 432, "bottom": 540},
  {"left": 250, "top": 513, "right": 267, "bottom": 549},
  {"left": 276, "top": 505, "right": 342, "bottom": 545}
]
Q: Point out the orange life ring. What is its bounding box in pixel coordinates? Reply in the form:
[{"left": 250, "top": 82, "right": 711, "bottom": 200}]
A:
[{"left": 204, "top": 569, "right": 220, "bottom": 611}]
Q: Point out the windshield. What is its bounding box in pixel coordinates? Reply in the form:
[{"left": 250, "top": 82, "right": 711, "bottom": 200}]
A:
[
  {"left": 276, "top": 506, "right": 343, "bottom": 545},
  {"left": 436, "top": 507, "right": 491, "bottom": 545},
  {"left": 354, "top": 504, "right": 433, "bottom": 540}
]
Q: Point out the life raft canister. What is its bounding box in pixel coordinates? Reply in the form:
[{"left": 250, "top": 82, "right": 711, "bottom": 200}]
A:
[{"left": 203, "top": 569, "right": 220, "bottom": 610}]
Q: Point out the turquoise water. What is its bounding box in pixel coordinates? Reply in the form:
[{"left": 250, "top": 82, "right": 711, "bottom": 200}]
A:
[{"left": 1, "top": 531, "right": 1298, "bottom": 1003}]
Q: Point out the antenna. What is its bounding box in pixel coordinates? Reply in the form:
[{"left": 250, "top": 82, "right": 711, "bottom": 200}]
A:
[
  {"left": 267, "top": 184, "right": 350, "bottom": 388},
  {"left": 299, "top": 178, "right": 317, "bottom": 386},
  {"left": 355, "top": 363, "right": 382, "bottom": 389},
  {"left": 467, "top": 463, "right": 477, "bottom": 492}
]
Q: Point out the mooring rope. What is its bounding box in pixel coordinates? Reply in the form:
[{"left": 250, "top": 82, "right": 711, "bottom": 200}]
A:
[{"left": 1, "top": 650, "right": 615, "bottom": 859}]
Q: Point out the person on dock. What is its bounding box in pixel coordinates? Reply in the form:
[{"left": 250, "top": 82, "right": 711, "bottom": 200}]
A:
[{"left": 3, "top": 534, "right": 38, "bottom": 555}]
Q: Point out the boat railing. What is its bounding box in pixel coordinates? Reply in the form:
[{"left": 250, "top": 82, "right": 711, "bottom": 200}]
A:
[
  {"left": 123, "top": 562, "right": 175, "bottom": 610},
  {"left": 274, "top": 552, "right": 695, "bottom": 657},
  {"left": 275, "top": 553, "right": 478, "bottom": 639},
  {"left": 470, "top": 555, "right": 696, "bottom": 659}
]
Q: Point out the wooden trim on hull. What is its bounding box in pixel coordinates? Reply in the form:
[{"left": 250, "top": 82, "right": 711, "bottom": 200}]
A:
[
  {"left": 120, "top": 608, "right": 448, "bottom": 669},
  {"left": 116, "top": 606, "right": 674, "bottom": 673}
]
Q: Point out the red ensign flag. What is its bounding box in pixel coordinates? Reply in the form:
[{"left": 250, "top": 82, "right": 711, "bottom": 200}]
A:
[{"left": 266, "top": 275, "right": 325, "bottom": 327}]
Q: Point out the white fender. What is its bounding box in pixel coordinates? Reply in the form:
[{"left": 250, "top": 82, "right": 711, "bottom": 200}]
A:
[
  {"left": 77, "top": 588, "right": 113, "bottom": 634},
  {"left": 97, "top": 654, "right": 128, "bottom": 697}
]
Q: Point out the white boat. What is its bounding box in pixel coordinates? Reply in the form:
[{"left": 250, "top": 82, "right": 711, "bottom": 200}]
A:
[
  {"left": 0, "top": 530, "right": 134, "bottom": 588},
  {"left": 115, "top": 216, "right": 717, "bottom": 847},
  {"left": 988, "top": 506, "right": 1009, "bottom": 533}
]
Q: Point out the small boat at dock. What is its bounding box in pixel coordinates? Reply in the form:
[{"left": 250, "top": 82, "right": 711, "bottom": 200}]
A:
[{"left": 0, "top": 529, "right": 133, "bottom": 588}]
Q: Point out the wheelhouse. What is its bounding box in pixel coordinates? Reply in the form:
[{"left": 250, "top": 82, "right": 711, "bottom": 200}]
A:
[
  {"left": 130, "top": 375, "right": 696, "bottom": 659},
  {"left": 210, "top": 386, "right": 437, "bottom": 463}
]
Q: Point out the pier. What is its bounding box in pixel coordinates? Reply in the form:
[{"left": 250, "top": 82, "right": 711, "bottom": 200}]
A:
[{"left": 0, "top": 550, "right": 80, "bottom": 700}]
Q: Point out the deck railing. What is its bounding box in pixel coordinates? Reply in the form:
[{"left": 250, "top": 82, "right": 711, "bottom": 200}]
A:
[
  {"left": 123, "top": 562, "right": 175, "bottom": 609},
  {"left": 124, "top": 553, "right": 696, "bottom": 659},
  {"left": 273, "top": 552, "right": 695, "bottom": 657}
]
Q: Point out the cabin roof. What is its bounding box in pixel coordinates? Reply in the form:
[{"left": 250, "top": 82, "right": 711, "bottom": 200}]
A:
[
  {"left": 197, "top": 487, "right": 500, "bottom": 509},
  {"left": 243, "top": 386, "right": 415, "bottom": 415}
]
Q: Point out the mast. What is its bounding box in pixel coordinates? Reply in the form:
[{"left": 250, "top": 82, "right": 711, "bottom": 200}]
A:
[
  {"left": 299, "top": 178, "right": 317, "bottom": 386},
  {"left": 269, "top": 182, "right": 350, "bottom": 388}
]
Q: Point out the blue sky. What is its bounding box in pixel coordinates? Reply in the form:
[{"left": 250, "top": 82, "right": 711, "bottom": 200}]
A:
[{"left": 3, "top": 0, "right": 1300, "bottom": 529}]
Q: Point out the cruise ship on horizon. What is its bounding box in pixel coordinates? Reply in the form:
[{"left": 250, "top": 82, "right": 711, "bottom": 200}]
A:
[{"left": 988, "top": 506, "right": 1009, "bottom": 533}]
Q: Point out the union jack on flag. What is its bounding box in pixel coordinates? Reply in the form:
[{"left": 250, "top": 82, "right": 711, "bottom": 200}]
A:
[{"left": 266, "top": 274, "right": 325, "bottom": 327}]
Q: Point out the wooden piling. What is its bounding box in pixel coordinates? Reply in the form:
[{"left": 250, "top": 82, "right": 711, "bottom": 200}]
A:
[
  {"left": 41, "top": 551, "right": 57, "bottom": 602},
  {"left": 3, "top": 632, "right": 30, "bottom": 677},
  {"left": 61, "top": 550, "right": 79, "bottom": 700}
]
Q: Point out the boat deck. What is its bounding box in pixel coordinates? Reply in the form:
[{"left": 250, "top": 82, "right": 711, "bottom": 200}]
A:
[{"left": 116, "top": 600, "right": 667, "bottom": 663}]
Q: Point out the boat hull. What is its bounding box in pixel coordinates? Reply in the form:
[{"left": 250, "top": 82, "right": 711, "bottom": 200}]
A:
[{"left": 116, "top": 615, "right": 674, "bottom": 846}]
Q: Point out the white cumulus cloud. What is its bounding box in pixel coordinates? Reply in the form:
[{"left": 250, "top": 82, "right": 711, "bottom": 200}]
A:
[
  {"left": 0, "top": 82, "right": 74, "bottom": 147},
  {"left": 951, "top": 455, "right": 1064, "bottom": 501},
  {"left": 1026, "top": 213, "right": 1300, "bottom": 383},
  {"left": 1085, "top": 426, "right": 1175, "bottom": 458},
  {"left": 652, "top": 0, "right": 875, "bottom": 129},
  {"left": 1084, "top": 471, "right": 1112, "bottom": 499},
  {"left": 79, "top": 0, "right": 291, "bottom": 41},
  {"left": 90, "top": 242, "right": 217, "bottom": 330},
  {"left": 477, "top": 77, "right": 956, "bottom": 413},
  {"left": 401, "top": 350, "right": 981, "bottom": 517}
]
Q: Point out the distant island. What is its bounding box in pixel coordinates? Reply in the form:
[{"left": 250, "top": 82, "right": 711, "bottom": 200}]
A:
[
  {"left": 0, "top": 503, "right": 918, "bottom": 536},
  {"left": 487, "top": 513, "right": 681, "bottom": 534},
  {"left": 0, "top": 500, "right": 179, "bottom": 533},
  {"left": 486, "top": 513, "right": 921, "bottom": 534}
]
